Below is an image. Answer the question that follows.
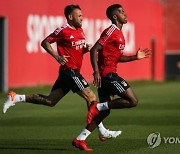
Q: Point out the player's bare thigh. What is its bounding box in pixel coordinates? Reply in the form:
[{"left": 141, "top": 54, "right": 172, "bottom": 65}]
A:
[
  {"left": 119, "top": 87, "right": 138, "bottom": 106},
  {"left": 47, "top": 88, "right": 66, "bottom": 105},
  {"left": 77, "top": 87, "right": 96, "bottom": 105},
  {"left": 25, "top": 88, "right": 66, "bottom": 107}
]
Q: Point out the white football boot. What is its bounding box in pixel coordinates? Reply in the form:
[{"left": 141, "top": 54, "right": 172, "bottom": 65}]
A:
[
  {"left": 99, "top": 129, "right": 122, "bottom": 141},
  {"left": 3, "top": 91, "right": 17, "bottom": 114}
]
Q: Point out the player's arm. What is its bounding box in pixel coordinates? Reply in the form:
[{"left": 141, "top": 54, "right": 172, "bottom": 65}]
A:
[
  {"left": 83, "top": 44, "right": 92, "bottom": 54},
  {"left": 41, "top": 39, "right": 69, "bottom": 65},
  {"left": 90, "top": 42, "right": 102, "bottom": 88},
  {"left": 119, "top": 48, "right": 151, "bottom": 62}
]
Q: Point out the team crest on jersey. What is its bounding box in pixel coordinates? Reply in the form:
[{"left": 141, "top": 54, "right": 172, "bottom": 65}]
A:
[
  {"left": 121, "top": 81, "right": 127, "bottom": 87},
  {"left": 82, "top": 79, "right": 88, "bottom": 85}
]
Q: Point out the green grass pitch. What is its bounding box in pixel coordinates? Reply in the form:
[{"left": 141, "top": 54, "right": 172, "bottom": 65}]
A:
[{"left": 0, "top": 81, "right": 180, "bottom": 154}]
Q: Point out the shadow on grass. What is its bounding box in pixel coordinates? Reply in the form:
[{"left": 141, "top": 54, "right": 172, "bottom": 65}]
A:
[
  {"left": 0, "top": 138, "right": 147, "bottom": 154},
  {"left": 0, "top": 139, "right": 80, "bottom": 154},
  {"left": 88, "top": 138, "right": 149, "bottom": 154},
  {"left": 1, "top": 115, "right": 179, "bottom": 127}
]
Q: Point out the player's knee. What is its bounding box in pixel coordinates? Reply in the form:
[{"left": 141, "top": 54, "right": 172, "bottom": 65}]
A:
[
  {"left": 49, "top": 103, "right": 56, "bottom": 107},
  {"left": 130, "top": 97, "right": 138, "bottom": 107},
  {"left": 87, "top": 92, "right": 96, "bottom": 103},
  {"left": 46, "top": 100, "right": 57, "bottom": 107}
]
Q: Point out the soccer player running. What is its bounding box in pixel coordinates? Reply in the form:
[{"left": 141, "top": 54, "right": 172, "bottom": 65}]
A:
[
  {"left": 72, "top": 4, "right": 151, "bottom": 151},
  {"left": 3, "top": 4, "right": 120, "bottom": 145}
]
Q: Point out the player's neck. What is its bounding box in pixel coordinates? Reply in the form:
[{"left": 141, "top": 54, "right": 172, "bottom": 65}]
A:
[
  {"left": 112, "top": 22, "right": 123, "bottom": 30},
  {"left": 67, "top": 22, "right": 77, "bottom": 30}
]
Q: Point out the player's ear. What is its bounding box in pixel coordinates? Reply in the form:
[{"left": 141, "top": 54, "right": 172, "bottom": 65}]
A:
[
  {"left": 68, "top": 14, "right": 73, "bottom": 20},
  {"left": 113, "top": 15, "right": 117, "bottom": 20}
]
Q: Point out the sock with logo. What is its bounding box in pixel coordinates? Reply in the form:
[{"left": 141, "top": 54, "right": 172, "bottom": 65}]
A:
[
  {"left": 14, "top": 94, "right": 26, "bottom": 103},
  {"left": 97, "top": 102, "right": 109, "bottom": 111},
  {"left": 76, "top": 128, "right": 91, "bottom": 140},
  {"left": 97, "top": 122, "right": 107, "bottom": 135}
]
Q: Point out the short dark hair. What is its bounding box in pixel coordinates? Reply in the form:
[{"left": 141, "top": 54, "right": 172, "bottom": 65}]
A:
[
  {"left": 106, "top": 4, "right": 122, "bottom": 20},
  {"left": 64, "top": 4, "right": 81, "bottom": 19}
]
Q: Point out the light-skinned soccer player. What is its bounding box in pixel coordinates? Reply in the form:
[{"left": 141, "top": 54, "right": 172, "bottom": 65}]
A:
[{"left": 3, "top": 4, "right": 121, "bottom": 149}]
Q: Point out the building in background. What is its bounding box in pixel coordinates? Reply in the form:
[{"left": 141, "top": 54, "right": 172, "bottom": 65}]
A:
[
  {"left": 0, "top": 0, "right": 179, "bottom": 90},
  {"left": 164, "top": 0, "right": 180, "bottom": 79}
]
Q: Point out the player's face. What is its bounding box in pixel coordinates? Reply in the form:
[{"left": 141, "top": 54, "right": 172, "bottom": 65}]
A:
[
  {"left": 71, "top": 9, "right": 83, "bottom": 28},
  {"left": 115, "top": 7, "right": 128, "bottom": 24}
]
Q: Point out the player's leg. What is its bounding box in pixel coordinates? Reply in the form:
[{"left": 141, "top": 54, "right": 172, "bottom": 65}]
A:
[
  {"left": 86, "top": 85, "right": 122, "bottom": 139},
  {"left": 77, "top": 88, "right": 109, "bottom": 139},
  {"left": 96, "top": 95, "right": 122, "bottom": 140},
  {"left": 25, "top": 88, "right": 66, "bottom": 106},
  {"left": 98, "top": 74, "right": 138, "bottom": 109},
  {"left": 70, "top": 69, "right": 120, "bottom": 142},
  {"left": 86, "top": 77, "right": 111, "bottom": 124},
  {"left": 72, "top": 110, "right": 109, "bottom": 151},
  {"left": 72, "top": 90, "right": 118, "bottom": 150},
  {"left": 76, "top": 87, "right": 96, "bottom": 109},
  {"left": 92, "top": 88, "right": 138, "bottom": 111},
  {"left": 3, "top": 71, "right": 70, "bottom": 113},
  {"left": 77, "top": 84, "right": 121, "bottom": 140},
  {"left": 92, "top": 74, "right": 138, "bottom": 110},
  {"left": 110, "top": 74, "right": 138, "bottom": 108},
  {"left": 108, "top": 87, "right": 138, "bottom": 109},
  {"left": 87, "top": 73, "right": 138, "bottom": 122},
  {"left": 73, "top": 101, "right": 120, "bottom": 151},
  {"left": 70, "top": 72, "right": 108, "bottom": 137},
  {"left": 24, "top": 72, "right": 70, "bottom": 107},
  {"left": 2, "top": 88, "right": 66, "bottom": 114}
]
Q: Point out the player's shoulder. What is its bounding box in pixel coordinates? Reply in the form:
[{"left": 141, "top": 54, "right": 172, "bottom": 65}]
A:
[
  {"left": 102, "top": 24, "right": 118, "bottom": 36},
  {"left": 53, "top": 24, "right": 68, "bottom": 35}
]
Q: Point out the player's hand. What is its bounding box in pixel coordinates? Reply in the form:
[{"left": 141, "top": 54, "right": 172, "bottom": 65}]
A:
[
  {"left": 136, "top": 48, "right": 151, "bottom": 59},
  {"left": 85, "top": 44, "right": 92, "bottom": 51},
  {"left": 93, "top": 71, "right": 101, "bottom": 88},
  {"left": 55, "top": 55, "right": 70, "bottom": 65}
]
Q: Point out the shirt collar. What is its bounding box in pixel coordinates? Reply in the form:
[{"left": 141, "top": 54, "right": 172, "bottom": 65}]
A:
[
  {"left": 66, "top": 23, "right": 78, "bottom": 30},
  {"left": 112, "top": 24, "right": 120, "bottom": 30},
  {"left": 66, "top": 23, "right": 73, "bottom": 29}
]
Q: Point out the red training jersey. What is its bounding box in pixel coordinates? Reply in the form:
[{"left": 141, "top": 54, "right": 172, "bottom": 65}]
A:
[
  {"left": 97, "top": 24, "right": 125, "bottom": 77},
  {"left": 46, "top": 24, "right": 86, "bottom": 71}
]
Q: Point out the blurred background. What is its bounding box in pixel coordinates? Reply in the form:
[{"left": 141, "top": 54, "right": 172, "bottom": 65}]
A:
[
  {"left": 0, "top": 1, "right": 180, "bottom": 153},
  {"left": 0, "top": 0, "right": 180, "bottom": 91}
]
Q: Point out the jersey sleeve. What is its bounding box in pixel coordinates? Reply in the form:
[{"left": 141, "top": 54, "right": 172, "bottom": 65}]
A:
[
  {"left": 97, "top": 30, "right": 108, "bottom": 46},
  {"left": 45, "top": 27, "right": 63, "bottom": 44}
]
